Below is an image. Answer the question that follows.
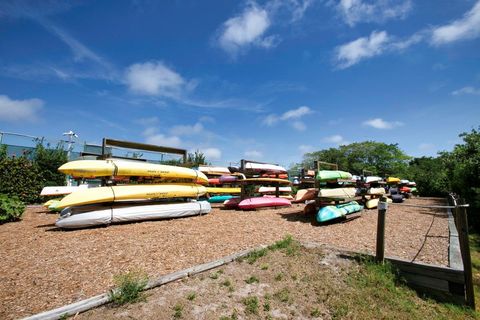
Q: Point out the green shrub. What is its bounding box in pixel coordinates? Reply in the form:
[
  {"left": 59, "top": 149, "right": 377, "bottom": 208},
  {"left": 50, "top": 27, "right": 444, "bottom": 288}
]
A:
[
  {"left": 33, "top": 143, "right": 68, "bottom": 187},
  {"left": 0, "top": 194, "right": 25, "bottom": 223},
  {"left": 109, "top": 271, "right": 148, "bottom": 305},
  {"left": 0, "top": 156, "right": 45, "bottom": 203}
]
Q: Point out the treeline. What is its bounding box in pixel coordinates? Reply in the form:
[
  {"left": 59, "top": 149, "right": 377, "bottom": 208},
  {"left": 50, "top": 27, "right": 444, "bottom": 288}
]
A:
[{"left": 290, "top": 128, "right": 480, "bottom": 229}]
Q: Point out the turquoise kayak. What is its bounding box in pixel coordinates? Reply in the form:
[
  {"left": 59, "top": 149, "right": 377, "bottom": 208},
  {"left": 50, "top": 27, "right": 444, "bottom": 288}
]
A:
[
  {"left": 316, "top": 170, "right": 352, "bottom": 182},
  {"left": 317, "top": 201, "right": 363, "bottom": 223},
  {"left": 208, "top": 195, "right": 236, "bottom": 203}
]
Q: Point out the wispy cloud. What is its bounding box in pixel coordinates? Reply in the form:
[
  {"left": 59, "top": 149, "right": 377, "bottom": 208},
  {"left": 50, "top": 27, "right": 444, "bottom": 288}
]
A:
[
  {"left": 418, "top": 143, "right": 435, "bottom": 151},
  {"left": 322, "top": 134, "right": 350, "bottom": 145},
  {"left": 452, "top": 86, "right": 480, "bottom": 96},
  {"left": 202, "top": 147, "right": 222, "bottom": 160},
  {"left": 431, "top": 1, "right": 480, "bottom": 45},
  {"left": 298, "top": 144, "right": 314, "bottom": 153},
  {"left": 263, "top": 105, "right": 312, "bottom": 131},
  {"left": 0, "top": 94, "right": 43, "bottom": 122},
  {"left": 335, "top": 31, "right": 390, "bottom": 69},
  {"left": 336, "top": 0, "right": 412, "bottom": 27},
  {"left": 363, "top": 118, "right": 403, "bottom": 129}
]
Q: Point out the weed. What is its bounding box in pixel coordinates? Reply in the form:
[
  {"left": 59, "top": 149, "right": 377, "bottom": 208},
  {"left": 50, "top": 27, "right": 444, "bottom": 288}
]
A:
[
  {"left": 209, "top": 272, "right": 220, "bottom": 280},
  {"left": 242, "top": 296, "right": 259, "bottom": 315},
  {"left": 58, "top": 314, "right": 68, "bottom": 320},
  {"left": 260, "top": 263, "right": 269, "bottom": 270},
  {"left": 109, "top": 270, "right": 148, "bottom": 305},
  {"left": 222, "top": 279, "right": 231, "bottom": 287},
  {"left": 172, "top": 303, "right": 183, "bottom": 319},
  {"left": 263, "top": 301, "right": 271, "bottom": 311},
  {"left": 291, "top": 274, "right": 298, "bottom": 281},
  {"left": 218, "top": 269, "right": 224, "bottom": 274},
  {"left": 244, "top": 248, "right": 268, "bottom": 264},
  {"left": 273, "top": 288, "right": 291, "bottom": 303},
  {"left": 245, "top": 275, "right": 259, "bottom": 284},
  {"left": 267, "top": 235, "right": 293, "bottom": 250},
  {"left": 311, "top": 307, "right": 321, "bottom": 317},
  {"left": 274, "top": 273, "right": 283, "bottom": 281},
  {"left": 186, "top": 292, "right": 196, "bottom": 301}
]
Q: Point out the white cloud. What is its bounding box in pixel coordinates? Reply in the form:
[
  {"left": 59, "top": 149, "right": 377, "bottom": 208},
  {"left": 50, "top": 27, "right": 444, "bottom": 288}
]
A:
[
  {"left": 363, "top": 118, "right": 403, "bottom": 129},
  {"left": 244, "top": 150, "right": 263, "bottom": 159},
  {"left": 322, "top": 134, "right": 350, "bottom": 145},
  {"left": 0, "top": 94, "right": 43, "bottom": 122},
  {"left": 337, "top": 0, "right": 412, "bottom": 27},
  {"left": 263, "top": 106, "right": 312, "bottom": 130},
  {"left": 452, "top": 86, "right": 480, "bottom": 96},
  {"left": 135, "top": 116, "right": 159, "bottom": 126},
  {"left": 431, "top": 1, "right": 480, "bottom": 45},
  {"left": 125, "top": 61, "right": 185, "bottom": 97},
  {"left": 170, "top": 122, "right": 204, "bottom": 136},
  {"left": 335, "top": 30, "right": 389, "bottom": 69},
  {"left": 202, "top": 147, "right": 222, "bottom": 160},
  {"left": 145, "top": 133, "right": 182, "bottom": 148},
  {"left": 298, "top": 144, "right": 314, "bottom": 153},
  {"left": 217, "top": 4, "right": 272, "bottom": 55}
]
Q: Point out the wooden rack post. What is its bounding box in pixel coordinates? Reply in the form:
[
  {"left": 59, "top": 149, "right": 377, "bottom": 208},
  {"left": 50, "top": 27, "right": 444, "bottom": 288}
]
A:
[
  {"left": 376, "top": 196, "right": 388, "bottom": 263},
  {"left": 455, "top": 198, "right": 475, "bottom": 309}
]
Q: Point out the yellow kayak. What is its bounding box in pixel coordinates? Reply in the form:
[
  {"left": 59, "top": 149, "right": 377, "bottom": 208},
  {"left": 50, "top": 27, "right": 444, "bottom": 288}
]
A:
[
  {"left": 43, "top": 198, "right": 62, "bottom": 207},
  {"left": 206, "top": 187, "right": 241, "bottom": 194},
  {"left": 386, "top": 177, "right": 400, "bottom": 184},
  {"left": 58, "top": 160, "right": 208, "bottom": 184},
  {"left": 56, "top": 184, "right": 207, "bottom": 209}
]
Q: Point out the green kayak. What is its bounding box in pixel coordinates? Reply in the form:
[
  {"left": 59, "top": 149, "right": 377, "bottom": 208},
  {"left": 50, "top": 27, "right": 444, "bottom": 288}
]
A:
[{"left": 316, "top": 170, "right": 352, "bottom": 182}]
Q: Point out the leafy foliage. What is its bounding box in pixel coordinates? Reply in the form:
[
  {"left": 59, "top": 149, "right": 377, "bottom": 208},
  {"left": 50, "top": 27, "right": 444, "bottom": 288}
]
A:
[
  {"left": 0, "top": 194, "right": 25, "bottom": 223},
  {"left": 0, "top": 156, "right": 45, "bottom": 203},
  {"left": 33, "top": 143, "right": 68, "bottom": 187},
  {"left": 187, "top": 149, "right": 208, "bottom": 167},
  {"left": 301, "top": 141, "right": 410, "bottom": 176},
  {"left": 407, "top": 157, "right": 449, "bottom": 197},
  {"left": 110, "top": 270, "right": 148, "bottom": 305}
]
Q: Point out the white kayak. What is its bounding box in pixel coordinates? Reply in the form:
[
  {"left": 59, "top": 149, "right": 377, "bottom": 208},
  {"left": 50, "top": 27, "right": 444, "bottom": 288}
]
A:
[
  {"left": 244, "top": 162, "right": 286, "bottom": 173},
  {"left": 56, "top": 200, "right": 211, "bottom": 229},
  {"left": 40, "top": 185, "right": 89, "bottom": 196},
  {"left": 258, "top": 186, "right": 292, "bottom": 193}
]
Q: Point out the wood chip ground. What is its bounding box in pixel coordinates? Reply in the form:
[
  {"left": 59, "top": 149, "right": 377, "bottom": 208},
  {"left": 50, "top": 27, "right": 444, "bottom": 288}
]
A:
[{"left": 0, "top": 197, "right": 449, "bottom": 319}]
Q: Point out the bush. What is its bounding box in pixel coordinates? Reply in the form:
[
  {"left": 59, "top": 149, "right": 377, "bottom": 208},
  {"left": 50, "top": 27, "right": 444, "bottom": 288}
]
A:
[
  {"left": 110, "top": 270, "right": 148, "bottom": 305},
  {"left": 0, "top": 156, "right": 45, "bottom": 203},
  {"left": 33, "top": 143, "right": 68, "bottom": 187},
  {"left": 0, "top": 194, "right": 25, "bottom": 223}
]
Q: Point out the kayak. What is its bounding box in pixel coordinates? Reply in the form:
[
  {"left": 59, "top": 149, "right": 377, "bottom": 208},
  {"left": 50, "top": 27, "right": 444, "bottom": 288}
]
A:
[{"left": 317, "top": 201, "right": 363, "bottom": 223}]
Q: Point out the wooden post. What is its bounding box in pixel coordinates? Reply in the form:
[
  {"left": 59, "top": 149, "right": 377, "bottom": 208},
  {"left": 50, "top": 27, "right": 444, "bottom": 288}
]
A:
[
  {"left": 456, "top": 199, "right": 475, "bottom": 309},
  {"left": 376, "top": 196, "right": 388, "bottom": 263}
]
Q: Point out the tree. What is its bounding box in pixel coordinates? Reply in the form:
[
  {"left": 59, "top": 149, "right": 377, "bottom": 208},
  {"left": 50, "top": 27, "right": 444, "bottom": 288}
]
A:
[
  {"left": 301, "top": 141, "right": 410, "bottom": 176},
  {"left": 33, "top": 143, "right": 68, "bottom": 187},
  {"left": 407, "top": 156, "right": 449, "bottom": 196},
  {"left": 186, "top": 150, "right": 208, "bottom": 168}
]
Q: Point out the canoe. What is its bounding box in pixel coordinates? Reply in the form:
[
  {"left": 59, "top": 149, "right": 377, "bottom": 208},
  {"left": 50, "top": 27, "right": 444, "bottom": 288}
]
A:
[
  {"left": 43, "top": 198, "right": 62, "bottom": 207},
  {"left": 56, "top": 201, "right": 211, "bottom": 229},
  {"left": 198, "top": 166, "right": 231, "bottom": 174},
  {"left": 318, "top": 188, "right": 356, "bottom": 199},
  {"left": 219, "top": 175, "right": 238, "bottom": 183},
  {"left": 208, "top": 195, "right": 236, "bottom": 203},
  {"left": 206, "top": 187, "right": 241, "bottom": 194},
  {"left": 208, "top": 178, "right": 221, "bottom": 185},
  {"left": 316, "top": 170, "right": 353, "bottom": 182},
  {"left": 317, "top": 201, "right": 363, "bottom": 223},
  {"left": 56, "top": 184, "right": 207, "bottom": 209},
  {"left": 261, "top": 173, "right": 288, "bottom": 179},
  {"left": 48, "top": 200, "right": 62, "bottom": 211},
  {"left": 400, "top": 179, "right": 410, "bottom": 184},
  {"left": 244, "top": 162, "right": 287, "bottom": 174},
  {"left": 365, "top": 197, "right": 392, "bottom": 209},
  {"left": 40, "top": 185, "right": 89, "bottom": 196},
  {"left": 366, "top": 187, "right": 386, "bottom": 195},
  {"left": 263, "top": 194, "right": 294, "bottom": 200},
  {"left": 240, "top": 178, "right": 291, "bottom": 185},
  {"left": 365, "top": 176, "right": 382, "bottom": 183},
  {"left": 59, "top": 159, "right": 208, "bottom": 184},
  {"left": 238, "top": 197, "right": 291, "bottom": 210},
  {"left": 400, "top": 186, "right": 411, "bottom": 193},
  {"left": 292, "top": 188, "right": 317, "bottom": 203},
  {"left": 386, "top": 177, "right": 400, "bottom": 184},
  {"left": 258, "top": 186, "right": 292, "bottom": 193}
]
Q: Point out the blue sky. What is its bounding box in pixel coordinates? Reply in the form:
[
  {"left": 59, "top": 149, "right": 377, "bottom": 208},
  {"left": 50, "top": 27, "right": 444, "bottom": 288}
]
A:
[{"left": 0, "top": 0, "right": 479, "bottom": 167}]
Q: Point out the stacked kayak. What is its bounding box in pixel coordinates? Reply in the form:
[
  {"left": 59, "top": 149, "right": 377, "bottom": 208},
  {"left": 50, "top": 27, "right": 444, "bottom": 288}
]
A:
[
  {"left": 237, "top": 197, "right": 291, "bottom": 210},
  {"left": 317, "top": 201, "right": 364, "bottom": 223},
  {"left": 317, "top": 170, "right": 352, "bottom": 182},
  {"left": 52, "top": 160, "right": 211, "bottom": 229},
  {"left": 292, "top": 188, "right": 317, "bottom": 203},
  {"left": 198, "top": 166, "right": 242, "bottom": 203}
]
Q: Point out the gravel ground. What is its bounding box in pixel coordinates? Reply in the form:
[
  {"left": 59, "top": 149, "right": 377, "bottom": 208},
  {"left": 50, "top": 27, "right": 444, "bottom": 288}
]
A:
[{"left": 0, "top": 197, "right": 449, "bottom": 319}]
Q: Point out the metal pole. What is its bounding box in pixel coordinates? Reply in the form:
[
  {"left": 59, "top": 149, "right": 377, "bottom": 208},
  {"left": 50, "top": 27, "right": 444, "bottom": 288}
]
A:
[
  {"left": 376, "top": 196, "right": 388, "bottom": 263},
  {"left": 456, "top": 198, "right": 475, "bottom": 309}
]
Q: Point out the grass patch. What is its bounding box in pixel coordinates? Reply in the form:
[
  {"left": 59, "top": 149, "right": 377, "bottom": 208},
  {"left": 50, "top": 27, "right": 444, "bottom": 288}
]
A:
[
  {"left": 186, "top": 292, "right": 196, "bottom": 301},
  {"left": 245, "top": 275, "right": 259, "bottom": 284},
  {"left": 241, "top": 235, "right": 300, "bottom": 265},
  {"left": 109, "top": 270, "right": 148, "bottom": 305},
  {"left": 221, "top": 278, "right": 235, "bottom": 292},
  {"left": 172, "top": 303, "right": 183, "bottom": 319},
  {"left": 273, "top": 288, "right": 291, "bottom": 303},
  {"left": 243, "top": 248, "right": 268, "bottom": 264},
  {"left": 310, "top": 307, "right": 321, "bottom": 317},
  {"left": 263, "top": 301, "right": 271, "bottom": 311},
  {"left": 242, "top": 296, "right": 259, "bottom": 315},
  {"left": 260, "top": 263, "right": 269, "bottom": 270},
  {"left": 274, "top": 273, "right": 283, "bottom": 281},
  {"left": 209, "top": 271, "right": 220, "bottom": 280}
]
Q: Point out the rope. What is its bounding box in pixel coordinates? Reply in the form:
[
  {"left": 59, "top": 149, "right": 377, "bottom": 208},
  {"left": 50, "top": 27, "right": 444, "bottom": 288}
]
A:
[
  {"left": 411, "top": 214, "right": 436, "bottom": 263},
  {"left": 387, "top": 203, "right": 469, "bottom": 209},
  {"left": 110, "top": 186, "right": 116, "bottom": 223}
]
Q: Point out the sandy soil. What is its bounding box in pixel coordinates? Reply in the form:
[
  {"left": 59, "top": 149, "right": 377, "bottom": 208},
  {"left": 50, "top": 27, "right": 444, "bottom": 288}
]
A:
[{"left": 0, "top": 197, "right": 448, "bottom": 319}]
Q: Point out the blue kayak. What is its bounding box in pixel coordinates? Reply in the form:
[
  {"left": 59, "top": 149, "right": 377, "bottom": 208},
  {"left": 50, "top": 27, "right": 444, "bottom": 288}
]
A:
[
  {"left": 317, "top": 201, "right": 364, "bottom": 223},
  {"left": 208, "top": 195, "right": 236, "bottom": 203}
]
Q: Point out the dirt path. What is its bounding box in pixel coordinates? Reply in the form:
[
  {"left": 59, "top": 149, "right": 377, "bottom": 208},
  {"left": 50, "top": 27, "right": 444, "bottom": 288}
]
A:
[{"left": 0, "top": 197, "right": 448, "bottom": 319}]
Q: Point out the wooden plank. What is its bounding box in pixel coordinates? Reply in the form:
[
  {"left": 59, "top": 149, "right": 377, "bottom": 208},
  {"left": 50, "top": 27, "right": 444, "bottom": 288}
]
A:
[
  {"left": 102, "top": 138, "right": 187, "bottom": 162},
  {"left": 400, "top": 272, "right": 450, "bottom": 292},
  {"left": 448, "top": 207, "right": 464, "bottom": 270},
  {"left": 386, "top": 257, "right": 464, "bottom": 284}
]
